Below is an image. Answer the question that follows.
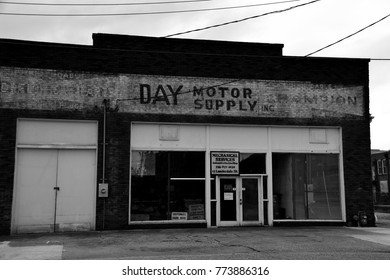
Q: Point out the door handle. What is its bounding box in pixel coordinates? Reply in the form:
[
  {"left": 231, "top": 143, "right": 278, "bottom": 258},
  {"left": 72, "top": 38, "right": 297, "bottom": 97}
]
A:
[
  {"left": 240, "top": 198, "right": 242, "bottom": 205},
  {"left": 54, "top": 187, "right": 60, "bottom": 191}
]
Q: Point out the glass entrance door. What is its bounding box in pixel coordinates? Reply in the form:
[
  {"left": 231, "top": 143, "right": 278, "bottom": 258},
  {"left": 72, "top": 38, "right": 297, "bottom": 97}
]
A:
[{"left": 217, "top": 176, "right": 263, "bottom": 226}]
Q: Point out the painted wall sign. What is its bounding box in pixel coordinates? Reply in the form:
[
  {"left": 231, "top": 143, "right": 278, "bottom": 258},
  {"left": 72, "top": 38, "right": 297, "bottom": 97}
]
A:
[
  {"left": 211, "top": 152, "right": 239, "bottom": 175},
  {"left": 0, "top": 67, "right": 365, "bottom": 118}
]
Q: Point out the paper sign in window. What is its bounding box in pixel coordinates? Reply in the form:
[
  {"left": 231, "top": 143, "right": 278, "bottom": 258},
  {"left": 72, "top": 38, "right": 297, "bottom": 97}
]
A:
[{"left": 224, "top": 192, "right": 234, "bottom": 201}]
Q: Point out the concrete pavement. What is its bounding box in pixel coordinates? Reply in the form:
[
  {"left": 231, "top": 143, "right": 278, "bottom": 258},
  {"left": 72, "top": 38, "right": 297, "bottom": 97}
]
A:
[
  {"left": 1, "top": 213, "right": 390, "bottom": 260},
  {"left": 0, "top": 240, "right": 62, "bottom": 260},
  {"left": 1, "top": 226, "right": 390, "bottom": 260}
]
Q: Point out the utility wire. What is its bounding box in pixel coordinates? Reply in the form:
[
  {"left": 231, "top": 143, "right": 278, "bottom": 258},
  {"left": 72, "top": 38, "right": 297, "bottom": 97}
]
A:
[
  {"left": 1, "top": 0, "right": 388, "bottom": 105},
  {"left": 117, "top": 9, "right": 390, "bottom": 103},
  {"left": 305, "top": 12, "right": 390, "bottom": 57},
  {"left": 0, "top": 0, "right": 211, "bottom": 6},
  {"left": 165, "top": 0, "right": 318, "bottom": 37},
  {"left": 0, "top": 0, "right": 301, "bottom": 16}
]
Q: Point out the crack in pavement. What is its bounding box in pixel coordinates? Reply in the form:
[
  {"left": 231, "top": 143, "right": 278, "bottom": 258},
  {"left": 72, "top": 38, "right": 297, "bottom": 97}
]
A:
[{"left": 213, "top": 238, "right": 262, "bottom": 253}]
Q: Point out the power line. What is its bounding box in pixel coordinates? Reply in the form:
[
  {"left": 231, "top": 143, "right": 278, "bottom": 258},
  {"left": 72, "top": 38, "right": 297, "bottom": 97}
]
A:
[
  {"left": 305, "top": 12, "right": 390, "bottom": 57},
  {"left": 119, "top": 7, "right": 390, "bottom": 103},
  {"left": 0, "top": 0, "right": 301, "bottom": 16},
  {"left": 1, "top": 0, "right": 388, "bottom": 105},
  {"left": 0, "top": 0, "right": 211, "bottom": 6},
  {"left": 164, "top": 0, "right": 318, "bottom": 37}
]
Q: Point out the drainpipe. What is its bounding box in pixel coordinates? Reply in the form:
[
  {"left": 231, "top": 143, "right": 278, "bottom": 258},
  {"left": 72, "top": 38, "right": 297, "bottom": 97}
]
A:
[
  {"left": 102, "top": 99, "right": 107, "bottom": 184},
  {"left": 102, "top": 99, "right": 108, "bottom": 229}
]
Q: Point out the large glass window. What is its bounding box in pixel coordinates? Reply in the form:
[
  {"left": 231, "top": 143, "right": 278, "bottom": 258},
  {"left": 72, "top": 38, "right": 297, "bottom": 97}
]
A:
[
  {"left": 240, "top": 153, "right": 266, "bottom": 174},
  {"left": 272, "top": 153, "right": 342, "bottom": 220},
  {"left": 131, "top": 151, "right": 205, "bottom": 221}
]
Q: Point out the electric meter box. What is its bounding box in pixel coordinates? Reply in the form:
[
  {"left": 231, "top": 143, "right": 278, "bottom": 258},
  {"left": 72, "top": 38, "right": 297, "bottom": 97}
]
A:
[{"left": 98, "top": 183, "right": 108, "bottom": 198}]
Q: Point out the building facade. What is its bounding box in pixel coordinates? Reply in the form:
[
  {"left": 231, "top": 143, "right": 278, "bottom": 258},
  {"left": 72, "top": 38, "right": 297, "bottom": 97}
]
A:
[
  {"left": 371, "top": 150, "right": 390, "bottom": 205},
  {"left": 0, "top": 34, "right": 373, "bottom": 235}
]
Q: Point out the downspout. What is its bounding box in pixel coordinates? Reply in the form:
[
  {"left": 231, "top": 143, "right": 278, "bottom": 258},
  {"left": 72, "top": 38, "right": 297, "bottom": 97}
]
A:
[
  {"left": 102, "top": 99, "right": 108, "bottom": 230},
  {"left": 102, "top": 99, "right": 107, "bottom": 185}
]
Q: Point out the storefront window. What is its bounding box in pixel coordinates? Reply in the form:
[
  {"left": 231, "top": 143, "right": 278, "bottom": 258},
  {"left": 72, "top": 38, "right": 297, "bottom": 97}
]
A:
[
  {"left": 131, "top": 151, "right": 205, "bottom": 221},
  {"left": 272, "top": 153, "right": 342, "bottom": 220},
  {"left": 240, "top": 153, "right": 266, "bottom": 174}
]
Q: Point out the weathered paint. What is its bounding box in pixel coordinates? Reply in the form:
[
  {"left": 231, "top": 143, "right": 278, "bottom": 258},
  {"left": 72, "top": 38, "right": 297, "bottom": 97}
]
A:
[{"left": 0, "top": 67, "right": 364, "bottom": 118}]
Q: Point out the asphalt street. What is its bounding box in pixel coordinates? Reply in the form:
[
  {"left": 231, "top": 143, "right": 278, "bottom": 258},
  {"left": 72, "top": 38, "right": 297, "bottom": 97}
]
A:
[{"left": 1, "top": 213, "right": 390, "bottom": 260}]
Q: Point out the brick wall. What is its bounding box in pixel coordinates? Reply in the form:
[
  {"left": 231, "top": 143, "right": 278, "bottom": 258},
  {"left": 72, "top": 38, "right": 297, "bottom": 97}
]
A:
[
  {"left": 342, "top": 120, "right": 374, "bottom": 226},
  {"left": 0, "top": 38, "right": 369, "bottom": 85},
  {"left": 96, "top": 113, "right": 131, "bottom": 230},
  {"left": 0, "top": 110, "right": 17, "bottom": 235}
]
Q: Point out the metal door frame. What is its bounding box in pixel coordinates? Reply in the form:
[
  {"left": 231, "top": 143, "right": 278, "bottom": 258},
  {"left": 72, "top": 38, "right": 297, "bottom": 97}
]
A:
[{"left": 216, "top": 175, "right": 263, "bottom": 227}]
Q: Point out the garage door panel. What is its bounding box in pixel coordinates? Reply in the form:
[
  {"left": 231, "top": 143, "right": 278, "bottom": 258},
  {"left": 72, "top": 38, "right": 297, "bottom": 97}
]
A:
[
  {"left": 13, "top": 149, "right": 96, "bottom": 234},
  {"left": 13, "top": 120, "right": 98, "bottom": 234},
  {"left": 56, "top": 150, "right": 96, "bottom": 226},
  {"left": 14, "top": 149, "right": 57, "bottom": 233}
]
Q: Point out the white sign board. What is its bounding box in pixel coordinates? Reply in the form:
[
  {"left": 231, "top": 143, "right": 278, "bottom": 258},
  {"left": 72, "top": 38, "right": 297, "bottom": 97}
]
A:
[
  {"left": 224, "top": 193, "right": 234, "bottom": 201},
  {"left": 171, "top": 212, "right": 188, "bottom": 220},
  {"left": 211, "top": 151, "right": 239, "bottom": 175},
  {"left": 188, "top": 204, "right": 205, "bottom": 220}
]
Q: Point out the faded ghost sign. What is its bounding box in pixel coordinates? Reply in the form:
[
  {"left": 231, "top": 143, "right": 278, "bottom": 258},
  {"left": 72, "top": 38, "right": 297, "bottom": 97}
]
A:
[{"left": 0, "top": 67, "right": 365, "bottom": 118}]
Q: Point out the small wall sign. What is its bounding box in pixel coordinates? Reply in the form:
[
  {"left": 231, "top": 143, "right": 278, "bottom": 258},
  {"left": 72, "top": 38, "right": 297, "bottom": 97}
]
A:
[
  {"left": 211, "top": 151, "right": 239, "bottom": 175},
  {"left": 171, "top": 212, "right": 188, "bottom": 220},
  {"left": 224, "top": 192, "right": 234, "bottom": 201}
]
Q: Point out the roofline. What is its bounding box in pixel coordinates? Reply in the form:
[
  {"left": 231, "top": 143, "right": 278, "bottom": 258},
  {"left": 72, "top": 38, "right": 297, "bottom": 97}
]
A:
[
  {"left": 0, "top": 37, "right": 370, "bottom": 62},
  {"left": 285, "top": 55, "right": 371, "bottom": 62},
  {"left": 92, "top": 33, "right": 285, "bottom": 49}
]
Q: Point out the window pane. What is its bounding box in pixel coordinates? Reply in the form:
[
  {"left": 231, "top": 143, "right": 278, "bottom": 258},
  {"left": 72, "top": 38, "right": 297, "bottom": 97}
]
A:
[
  {"left": 272, "top": 153, "right": 342, "bottom": 221},
  {"left": 378, "top": 160, "right": 383, "bottom": 175},
  {"left": 382, "top": 159, "right": 387, "bottom": 174},
  {"left": 240, "top": 153, "right": 266, "bottom": 174},
  {"left": 131, "top": 151, "right": 205, "bottom": 222},
  {"left": 220, "top": 178, "right": 237, "bottom": 221},
  {"left": 242, "top": 178, "right": 259, "bottom": 221},
  {"left": 131, "top": 151, "right": 169, "bottom": 221},
  {"left": 292, "top": 154, "right": 306, "bottom": 219},
  {"left": 272, "top": 153, "right": 291, "bottom": 219},
  {"left": 211, "top": 179, "right": 216, "bottom": 200},
  {"left": 263, "top": 176, "right": 268, "bottom": 200},
  {"left": 170, "top": 152, "right": 205, "bottom": 178},
  {"left": 169, "top": 180, "right": 205, "bottom": 220},
  {"left": 307, "top": 154, "right": 341, "bottom": 220}
]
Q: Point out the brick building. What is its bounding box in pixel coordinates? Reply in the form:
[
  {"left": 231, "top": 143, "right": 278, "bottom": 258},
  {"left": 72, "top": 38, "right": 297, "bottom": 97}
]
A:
[
  {"left": 0, "top": 34, "right": 373, "bottom": 235},
  {"left": 371, "top": 150, "right": 390, "bottom": 205}
]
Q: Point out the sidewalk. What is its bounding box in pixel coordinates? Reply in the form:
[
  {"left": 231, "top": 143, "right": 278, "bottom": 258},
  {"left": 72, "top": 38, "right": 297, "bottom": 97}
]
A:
[
  {"left": 375, "top": 212, "right": 390, "bottom": 228},
  {"left": 1, "top": 223, "right": 390, "bottom": 260}
]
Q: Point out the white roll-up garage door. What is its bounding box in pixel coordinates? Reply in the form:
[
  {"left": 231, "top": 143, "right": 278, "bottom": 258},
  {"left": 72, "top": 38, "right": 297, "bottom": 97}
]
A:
[{"left": 12, "top": 119, "right": 98, "bottom": 234}]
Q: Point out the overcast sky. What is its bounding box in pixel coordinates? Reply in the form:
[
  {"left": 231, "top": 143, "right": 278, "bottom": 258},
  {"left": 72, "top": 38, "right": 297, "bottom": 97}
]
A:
[{"left": 1, "top": 0, "right": 389, "bottom": 150}]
